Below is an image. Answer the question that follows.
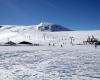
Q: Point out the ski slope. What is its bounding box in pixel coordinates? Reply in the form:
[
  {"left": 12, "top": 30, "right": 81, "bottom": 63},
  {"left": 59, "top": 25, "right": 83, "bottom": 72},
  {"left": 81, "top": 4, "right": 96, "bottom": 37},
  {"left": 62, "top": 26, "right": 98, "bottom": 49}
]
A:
[
  {"left": 0, "top": 45, "right": 100, "bottom": 80},
  {"left": 0, "top": 24, "right": 100, "bottom": 80},
  {"left": 0, "top": 24, "right": 100, "bottom": 45}
]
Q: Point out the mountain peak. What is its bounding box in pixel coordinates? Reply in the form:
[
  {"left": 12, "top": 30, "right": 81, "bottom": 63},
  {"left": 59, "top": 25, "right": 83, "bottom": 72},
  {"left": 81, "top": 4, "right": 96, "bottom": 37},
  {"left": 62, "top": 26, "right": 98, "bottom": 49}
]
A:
[
  {"left": 36, "top": 22, "right": 71, "bottom": 32},
  {"left": 39, "top": 22, "right": 54, "bottom": 25}
]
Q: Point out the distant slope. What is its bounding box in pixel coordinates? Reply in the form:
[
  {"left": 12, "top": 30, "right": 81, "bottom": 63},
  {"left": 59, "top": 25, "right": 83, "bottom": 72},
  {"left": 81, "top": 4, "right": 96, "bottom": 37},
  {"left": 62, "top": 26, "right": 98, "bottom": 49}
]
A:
[{"left": 0, "top": 23, "right": 100, "bottom": 45}]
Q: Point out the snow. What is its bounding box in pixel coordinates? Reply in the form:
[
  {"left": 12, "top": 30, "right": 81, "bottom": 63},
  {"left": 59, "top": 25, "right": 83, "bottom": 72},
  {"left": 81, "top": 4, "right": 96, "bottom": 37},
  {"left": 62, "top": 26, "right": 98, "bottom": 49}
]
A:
[
  {"left": 0, "top": 24, "right": 100, "bottom": 80},
  {"left": 0, "top": 24, "right": 100, "bottom": 45},
  {"left": 0, "top": 45, "right": 100, "bottom": 80}
]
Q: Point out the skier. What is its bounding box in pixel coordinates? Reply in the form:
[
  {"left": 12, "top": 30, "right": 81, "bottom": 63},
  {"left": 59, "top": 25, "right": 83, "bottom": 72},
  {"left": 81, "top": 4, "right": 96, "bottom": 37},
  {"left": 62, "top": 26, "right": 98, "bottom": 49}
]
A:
[
  {"left": 53, "top": 43, "right": 55, "bottom": 46},
  {"left": 95, "top": 42, "right": 97, "bottom": 48},
  {"left": 61, "top": 44, "right": 63, "bottom": 47},
  {"left": 49, "top": 43, "right": 51, "bottom": 46}
]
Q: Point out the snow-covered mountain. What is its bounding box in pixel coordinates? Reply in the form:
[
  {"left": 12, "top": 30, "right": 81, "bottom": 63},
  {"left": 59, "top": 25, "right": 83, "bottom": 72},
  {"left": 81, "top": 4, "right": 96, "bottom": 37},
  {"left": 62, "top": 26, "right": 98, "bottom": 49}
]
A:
[
  {"left": 0, "top": 23, "right": 100, "bottom": 45},
  {"left": 0, "top": 22, "right": 71, "bottom": 32},
  {"left": 35, "top": 22, "right": 71, "bottom": 31}
]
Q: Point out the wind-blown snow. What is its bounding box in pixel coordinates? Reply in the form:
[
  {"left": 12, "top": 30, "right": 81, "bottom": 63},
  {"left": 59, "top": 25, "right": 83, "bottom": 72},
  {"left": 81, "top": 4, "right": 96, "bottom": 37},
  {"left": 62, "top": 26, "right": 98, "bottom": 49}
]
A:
[
  {"left": 0, "top": 24, "right": 100, "bottom": 80},
  {"left": 0, "top": 46, "right": 100, "bottom": 80}
]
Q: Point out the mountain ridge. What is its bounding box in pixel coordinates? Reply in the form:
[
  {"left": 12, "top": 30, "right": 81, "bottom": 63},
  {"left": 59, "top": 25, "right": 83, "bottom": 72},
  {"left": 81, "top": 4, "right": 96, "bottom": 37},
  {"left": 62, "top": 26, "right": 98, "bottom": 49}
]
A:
[{"left": 0, "top": 22, "right": 71, "bottom": 32}]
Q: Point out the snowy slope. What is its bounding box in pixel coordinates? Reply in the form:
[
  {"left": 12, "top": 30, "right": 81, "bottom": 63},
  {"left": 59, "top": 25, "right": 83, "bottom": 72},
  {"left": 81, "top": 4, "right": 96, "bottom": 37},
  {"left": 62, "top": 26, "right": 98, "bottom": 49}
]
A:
[
  {"left": 0, "top": 23, "right": 100, "bottom": 80},
  {"left": 0, "top": 23, "right": 100, "bottom": 45},
  {"left": 0, "top": 45, "right": 100, "bottom": 80}
]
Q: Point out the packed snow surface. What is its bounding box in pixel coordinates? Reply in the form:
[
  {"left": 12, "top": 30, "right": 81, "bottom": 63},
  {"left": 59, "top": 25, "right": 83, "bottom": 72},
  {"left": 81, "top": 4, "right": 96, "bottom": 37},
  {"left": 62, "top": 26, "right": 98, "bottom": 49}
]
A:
[
  {"left": 0, "top": 24, "right": 100, "bottom": 80},
  {"left": 0, "top": 45, "right": 100, "bottom": 80}
]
